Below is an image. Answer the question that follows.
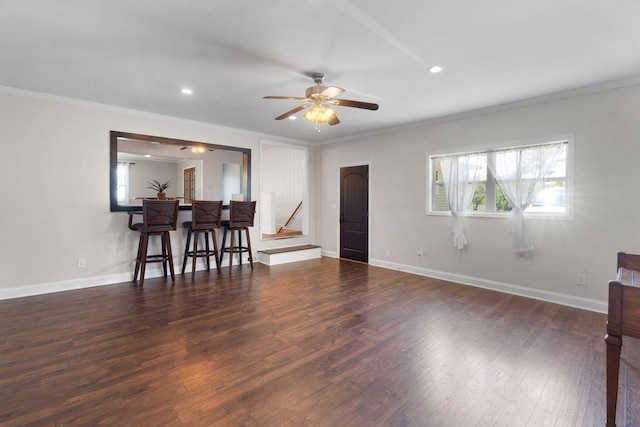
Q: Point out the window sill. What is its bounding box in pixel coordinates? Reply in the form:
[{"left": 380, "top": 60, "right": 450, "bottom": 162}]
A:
[{"left": 426, "top": 210, "right": 573, "bottom": 221}]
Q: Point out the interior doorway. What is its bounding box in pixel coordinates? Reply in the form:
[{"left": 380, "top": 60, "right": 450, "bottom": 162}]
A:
[
  {"left": 183, "top": 167, "right": 195, "bottom": 203},
  {"left": 260, "top": 141, "right": 308, "bottom": 240},
  {"left": 339, "top": 165, "right": 369, "bottom": 263}
]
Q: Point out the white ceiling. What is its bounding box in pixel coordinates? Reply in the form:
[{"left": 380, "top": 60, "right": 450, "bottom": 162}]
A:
[{"left": 2, "top": 0, "right": 640, "bottom": 143}]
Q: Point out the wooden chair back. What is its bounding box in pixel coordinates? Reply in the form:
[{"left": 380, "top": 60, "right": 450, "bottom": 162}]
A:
[
  {"left": 607, "top": 251, "right": 640, "bottom": 425},
  {"left": 142, "top": 199, "right": 179, "bottom": 233},
  {"left": 617, "top": 252, "right": 640, "bottom": 272},
  {"left": 191, "top": 200, "right": 223, "bottom": 231},
  {"left": 229, "top": 201, "right": 256, "bottom": 228}
]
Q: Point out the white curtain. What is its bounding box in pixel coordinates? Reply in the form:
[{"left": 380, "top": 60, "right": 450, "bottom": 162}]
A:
[
  {"left": 440, "top": 154, "right": 485, "bottom": 249},
  {"left": 487, "top": 143, "right": 564, "bottom": 256}
]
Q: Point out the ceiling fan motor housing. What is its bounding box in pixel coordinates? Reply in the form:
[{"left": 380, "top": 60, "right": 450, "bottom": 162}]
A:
[{"left": 306, "top": 86, "right": 330, "bottom": 98}]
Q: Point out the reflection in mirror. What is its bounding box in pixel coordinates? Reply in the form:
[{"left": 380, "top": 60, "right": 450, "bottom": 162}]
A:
[
  {"left": 110, "top": 131, "right": 250, "bottom": 212},
  {"left": 260, "top": 141, "right": 308, "bottom": 240}
]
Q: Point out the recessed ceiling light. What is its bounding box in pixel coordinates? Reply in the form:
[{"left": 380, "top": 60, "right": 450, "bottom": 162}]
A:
[
  {"left": 288, "top": 116, "right": 297, "bottom": 120},
  {"left": 429, "top": 65, "right": 444, "bottom": 74},
  {"left": 181, "top": 88, "right": 193, "bottom": 95}
]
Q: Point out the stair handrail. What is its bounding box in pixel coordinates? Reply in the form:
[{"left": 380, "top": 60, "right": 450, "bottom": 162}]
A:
[{"left": 277, "top": 201, "right": 303, "bottom": 234}]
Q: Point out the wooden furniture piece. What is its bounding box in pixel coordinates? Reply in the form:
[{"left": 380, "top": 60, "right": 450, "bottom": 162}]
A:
[
  {"left": 220, "top": 201, "right": 256, "bottom": 269},
  {"left": 181, "top": 200, "right": 222, "bottom": 278},
  {"left": 606, "top": 251, "right": 640, "bottom": 426},
  {"left": 128, "top": 199, "right": 179, "bottom": 287}
]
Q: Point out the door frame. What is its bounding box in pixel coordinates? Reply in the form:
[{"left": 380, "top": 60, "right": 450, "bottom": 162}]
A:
[{"left": 337, "top": 162, "right": 371, "bottom": 262}]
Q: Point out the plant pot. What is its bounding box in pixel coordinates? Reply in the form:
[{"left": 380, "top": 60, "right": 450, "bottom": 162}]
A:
[{"left": 157, "top": 193, "right": 166, "bottom": 199}]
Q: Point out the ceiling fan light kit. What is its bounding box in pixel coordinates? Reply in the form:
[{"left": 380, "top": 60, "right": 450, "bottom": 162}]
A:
[
  {"left": 303, "top": 104, "right": 336, "bottom": 123},
  {"left": 264, "top": 73, "right": 379, "bottom": 131}
]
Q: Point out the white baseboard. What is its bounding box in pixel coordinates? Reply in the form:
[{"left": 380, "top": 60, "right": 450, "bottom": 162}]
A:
[
  {"left": 1, "top": 254, "right": 608, "bottom": 313},
  {"left": 1, "top": 260, "right": 219, "bottom": 301},
  {"left": 321, "top": 250, "right": 338, "bottom": 258},
  {"left": 369, "top": 258, "right": 607, "bottom": 314},
  {"left": 0, "top": 272, "right": 133, "bottom": 300},
  {"left": 1, "top": 252, "right": 262, "bottom": 300}
]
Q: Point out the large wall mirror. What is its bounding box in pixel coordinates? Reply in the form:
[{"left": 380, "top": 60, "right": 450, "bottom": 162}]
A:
[
  {"left": 260, "top": 140, "right": 308, "bottom": 240},
  {"left": 110, "top": 131, "right": 251, "bottom": 212}
]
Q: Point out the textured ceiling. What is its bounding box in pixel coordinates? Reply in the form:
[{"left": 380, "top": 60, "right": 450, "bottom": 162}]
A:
[{"left": 2, "top": 0, "right": 640, "bottom": 143}]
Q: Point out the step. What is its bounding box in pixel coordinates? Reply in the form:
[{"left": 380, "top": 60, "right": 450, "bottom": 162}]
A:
[{"left": 258, "top": 244, "right": 322, "bottom": 266}]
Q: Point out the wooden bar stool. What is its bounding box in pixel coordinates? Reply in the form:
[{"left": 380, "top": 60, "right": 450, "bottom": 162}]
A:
[
  {"left": 128, "top": 199, "right": 179, "bottom": 287},
  {"left": 181, "top": 200, "right": 222, "bottom": 278},
  {"left": 220, "top": 201, "right": 256, "bottom": 269}
]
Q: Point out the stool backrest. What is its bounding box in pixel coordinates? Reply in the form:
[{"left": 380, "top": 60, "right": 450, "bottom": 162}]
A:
[
  {"left": 142, "top": 199, "right": 179, "bottom": 232},
  {"left": 229, "top": 200, "right": 256, "bottom": 228},
  {"left": 192, "top": 200, "right": 223, "bottom": 230}
]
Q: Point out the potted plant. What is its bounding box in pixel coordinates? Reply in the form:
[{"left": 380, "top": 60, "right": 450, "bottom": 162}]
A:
[{"left": 147, "top": 179, "right": 171, "bottom": 199}]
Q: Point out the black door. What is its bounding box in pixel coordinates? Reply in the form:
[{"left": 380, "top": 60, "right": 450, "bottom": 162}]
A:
[{"left": 340, "top": 165, "right": 368, "bottom": 263}]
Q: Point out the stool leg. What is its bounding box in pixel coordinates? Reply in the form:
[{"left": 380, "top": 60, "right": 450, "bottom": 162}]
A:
[
  {"left": 238, "top": 229, "right": 243, "bottom": 265},
  {"left": 192, "top": 230, "right": 199, "bottom": 278},
  {"left": 212, "top": 229, "right": 221, "bottom": 272},
  {"left": 139, "top": 234, "right": 149, "bottom": 287},
  {"left": 220, "top": 226, "right": 228, "bottom": 267},
  {"left": 160, "top": 233, "right": 168, "bottom": 278},
  {"left": 164, "top": 231, "right": 175, "bottom": 282},
  {"left": 204, "top": 231, "right": 211, "bottom": 271},
  {"left": 245, "top": 228, "right": 253, "bottom": 268},
  {"left": 229, "top": 228, "right": 236, "bottom": 269},
  {"left": 134, "top": 233, "right": 144, "bottom": 282},
  {"left": 182, "top": 228, "right": 192, "bottom": 274}
]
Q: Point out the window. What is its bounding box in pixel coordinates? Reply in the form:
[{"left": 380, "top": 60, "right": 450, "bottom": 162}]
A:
[
  {"left": 116, "top": 162, "right": 130, "bottom": 204},
  {"left": 429, "top": 138, "right": 570, "bottom": 217}
]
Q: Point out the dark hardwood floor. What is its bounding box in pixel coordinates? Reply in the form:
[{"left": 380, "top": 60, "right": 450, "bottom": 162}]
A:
[{"left": 0, "top": 257, "right": 637, "bottom": 426}]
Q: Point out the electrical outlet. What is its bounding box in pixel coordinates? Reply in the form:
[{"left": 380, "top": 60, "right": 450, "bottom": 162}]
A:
[
  {"left": 577, "top": 273, "right": 587, "bottom": 286},
  {"left": 77, "top": 258, "right": 86, "bottom": 268},
  {"left": 386, "top": 249, "right": 390, "bottom": 257},
  {"left": 417, "top": 250, "right": 423, "bottom": 259}
]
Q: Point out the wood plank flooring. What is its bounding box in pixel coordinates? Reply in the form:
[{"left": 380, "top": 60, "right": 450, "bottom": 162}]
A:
[{"left": 0, "top": 257, "right": 637, "bottom": 426}]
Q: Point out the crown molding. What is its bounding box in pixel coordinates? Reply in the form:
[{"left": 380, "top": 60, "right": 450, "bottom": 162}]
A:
[
  {"left": 0, "top": 85, "right": 309, "bottom": 146},
  {"left": 318, "top": 74, "right": 640, "bottom": 146}
]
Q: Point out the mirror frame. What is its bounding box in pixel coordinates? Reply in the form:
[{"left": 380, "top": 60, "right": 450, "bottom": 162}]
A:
[{"left": 110, "top": 130, "right": 251, "bottom": 212}]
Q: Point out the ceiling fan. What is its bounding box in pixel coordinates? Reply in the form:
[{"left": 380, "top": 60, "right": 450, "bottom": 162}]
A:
[
  {"left": 263, "top": 73, "right": 379, "bottom": 129},
  {"left": 180, "top": 146, "right": 215, "bottom": 154}
]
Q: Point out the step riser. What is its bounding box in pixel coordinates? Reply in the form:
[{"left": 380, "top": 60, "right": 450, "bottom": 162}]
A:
[{"left": 258, "top": 248, "right": 321, "bottom": 266}]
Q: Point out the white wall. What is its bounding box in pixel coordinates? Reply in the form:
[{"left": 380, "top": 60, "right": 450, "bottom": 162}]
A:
[
  {"left": 0, "top": 90, "right": 315, "bottom": 299},
  {"left": 3, "top": 83, "right": 639, "bottom": 309},
  {"left": 318, "top": 84, "right": 640, "bottom": 311}
]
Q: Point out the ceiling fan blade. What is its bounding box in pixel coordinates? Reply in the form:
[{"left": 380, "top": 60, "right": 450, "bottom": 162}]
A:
[
  {"left": 328, "top": 115, "right": 340, "bottom": 126},
  {"left": 319, "top": 86, "right": 345, "bottom": 98},
  {"left": 274, "top": 104, "right": 310, "bottom": 120},
  {"left": 332, "top": 99, "right": 379, "bottom": 110},
  {"left": 263, "top": 96, "right": 308, "bottom": 101}
]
